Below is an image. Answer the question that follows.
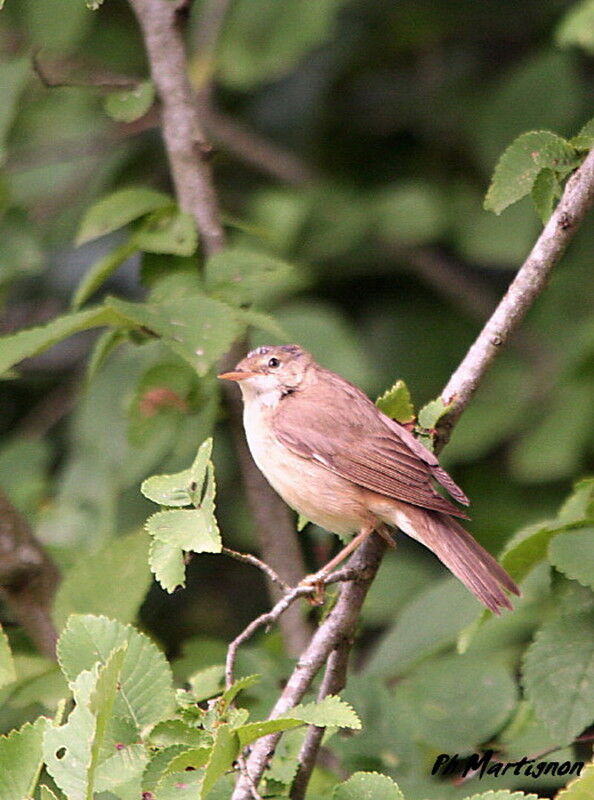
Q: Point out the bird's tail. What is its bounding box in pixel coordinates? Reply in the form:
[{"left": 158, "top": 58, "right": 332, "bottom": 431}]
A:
[{"left": 376, "top": 500, "right": 520, "bottom": 613}]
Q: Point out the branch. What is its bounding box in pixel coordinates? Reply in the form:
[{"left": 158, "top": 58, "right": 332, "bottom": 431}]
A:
[
  {"left": 437, "top": 147, "right": 594, "bottom": 446},
  {"left": 0, "top": 490, "right": 60, "bottom": 660},
  {"left": 128, "top": 0, "right": 311, "bottom": 655},
  {"left": 128, "top": 0, "right": 224, "bottom": 257},
  {"left": 232, "top": 147, "right": 594, "bottom": 798},
  {"left": 290, "top": 635, "right": 351, "bottom": 800}
]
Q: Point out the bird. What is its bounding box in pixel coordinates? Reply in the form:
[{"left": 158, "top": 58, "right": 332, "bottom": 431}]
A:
[{"left": 219, "top": 344, "right": 520, "bottom": 613}]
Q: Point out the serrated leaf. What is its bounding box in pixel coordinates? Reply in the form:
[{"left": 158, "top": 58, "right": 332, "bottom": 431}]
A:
[
  {"left": 287, "top": 695, "right": 361, "bottom": 729},
  {"left": 163, "top": 747, "right": 211, "bottom": 773},
  {"left": 128, "top": 361, "right": 197, "bottom": 446},
  {"left": 462, "top": 793, "right": 540, "bottom": 800},
  {"left": 201, "top": 723, "right": 239, "bottom": 799},
  {"left": 149, "top": 537, "right": 186, "bottom": 593},
  {"left": 76, "top": 187, "right": 171, "bottom": 245},
  {"left": 556, "top": 761, "right": 594, "bottom": 799},
  {"left": 375, "top": 379, "right": 415, "bottom": 423},
  {"left": 146, "top": 507, "right": 221, "bottom": 552},
  {"left": 40, "top": 786, "right": 60, "bottom": 800},
  {"left": 143, "top": 744, "right": 190, "bottom": 791},
  {"left": 93, "top": 742, "right": 148, "bottom": 792},
  {"left": 558, "top": 478, "right": 594, "bottom": 523},
  {"left": 0, "top": 623, "right": 16, "bottom": 688},
  {"left": 103, "top": 80, "right": 155, "bottom": 123},
  {"left": 418, "top": 397, "right": 452, "bottom": 429},
  {"left": 72, "top": 238, "right": 138, "bottom": 310},
  {"left": 155, "top": 768, "right": 204, "bottom": 799},
  {"left": 0, "top": 305, "right": 124, "bottom": 377},
  {"left": 188, "top": 664, "right": 225, "bottom": 702},
  {"left": 149, "top": 720, "right": 212, "bottom": 748},
  {"left": 141, "top": 438, "right": 213, "bottom": 506},
  {"left": 0, "top": 718, "right": 46, "bottom": 800},
  {"left": 105, "top": 295, "right": 243, "bottom": 375},
  {"left": 135, "top": 208, "right": 198, "bottom": 257},
  {"left": 53, "top": 531, "right": 152, "bottom": 630},
  {"left": 57, "top": 614, "right": 175, "bottom": 727},
  {"left": 548, "top": 526, "right": 594, "bottom": 589},
  {"left": 205, "top": 248, "right": 300, "bottom": 306},
  {"left": 531, "top": 167, "right": 560, "bottom": 223},
  {"left": 485, "top": 131, "right": 578, "bottom": 215},
  {"left": 333, "top": 771, "right": 405, "bottom": 800},
  {"left": 570, "top": 116, "right": 594, "bottom": 150},
  {"left": 501, "top": 522, "right": 568, "bottom": 582},
  {"left": 237, "top": 717, "right": 303, "bottom": 748},
  {"left": 523, "top": 608, "right": 594, "bottom": 742},
  {"left": 221, "top": 673, "right": 260, "bottom": 709}
]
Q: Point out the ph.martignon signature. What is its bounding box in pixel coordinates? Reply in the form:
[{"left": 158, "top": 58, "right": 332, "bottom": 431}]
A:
[{"left": 432, "top": 750, "right": 584, "bottom": 781}]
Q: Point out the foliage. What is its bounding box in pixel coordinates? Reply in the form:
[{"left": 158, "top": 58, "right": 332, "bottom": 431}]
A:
[{"left": 2, "top": 0, "right": 594, "bottom": 798}]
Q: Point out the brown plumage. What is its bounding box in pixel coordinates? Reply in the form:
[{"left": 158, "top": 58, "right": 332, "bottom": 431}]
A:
[{"left": 219, "top": 344, "right": 520, "bottom": 613}]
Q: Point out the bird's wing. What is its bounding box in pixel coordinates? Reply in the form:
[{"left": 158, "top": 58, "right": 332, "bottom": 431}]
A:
[{"left": 272, "top": 376, "right": 469, "bottom": 519}]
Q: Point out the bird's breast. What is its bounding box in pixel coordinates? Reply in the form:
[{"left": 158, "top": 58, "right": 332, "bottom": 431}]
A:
[{"left": 242, "top": 399, "right": 372, "bottom": 536}]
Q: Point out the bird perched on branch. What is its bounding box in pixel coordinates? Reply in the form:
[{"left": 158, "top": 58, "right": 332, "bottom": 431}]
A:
[{"left": 219, "top": 344, "right": 519, "bottom": 613}]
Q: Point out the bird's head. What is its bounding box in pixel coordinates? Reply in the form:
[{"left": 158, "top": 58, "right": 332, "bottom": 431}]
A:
[{"left": 218, "top": 344, "right": 313, "bottom": 403}]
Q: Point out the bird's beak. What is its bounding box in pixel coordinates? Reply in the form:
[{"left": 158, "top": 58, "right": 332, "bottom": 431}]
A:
[{"left": 217, "top": 370, "right": 256, "bottom": 382}]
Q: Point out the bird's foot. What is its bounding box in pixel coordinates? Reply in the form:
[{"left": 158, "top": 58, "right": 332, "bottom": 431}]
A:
[{"left": 299, "top": 571, "right": 328, "bottom": 605}]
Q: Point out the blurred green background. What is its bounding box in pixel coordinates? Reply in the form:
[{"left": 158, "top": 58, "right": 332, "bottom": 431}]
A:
[{"left": 1, "top": 1, "right": 594, "bottom": 793}]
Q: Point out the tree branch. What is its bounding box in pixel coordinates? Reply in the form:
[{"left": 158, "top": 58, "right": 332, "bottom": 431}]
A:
[
  {"left": 437, "top": 147, "right": 594, "bottom": 446},
  {"left": 128, "top": 0, "right": 311, "bottom": 655},
  {"left": 0, "top": 490, "right": 60, "bottom": 660},
  {"left": 232, "top": 147, "right": 594, "bottom": 798}
]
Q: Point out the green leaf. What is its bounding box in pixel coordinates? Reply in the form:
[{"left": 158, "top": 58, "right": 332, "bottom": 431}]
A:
[
  {"left": 0, "top": 305, "right": 123, "bottom": 377},
  {"left": 0, "top": 57, "right": 30, "bottom": 165},
  {"left": 218, "top": 0, "right": 347, "bottom": 90},
  {"left": 155, "top": 769, "right": 203, "bottom": 800},
  {"left": 89, "top": 645, "right": 128, "bottom": 790},
  {"left": 149, "top": 537, "right": 186, "bottom": 593},
  {"left": 375, "top": 379, "right": 415, "bottom": 423},
  {"left": 287, "top": 695, "right": 361, "bottom": 729},
  {"left": 76, "top": 187, "right": 171, "bottom": 246},
  {"left": 57, "top": 614, "right": 175, "bottom": 726},
  {"left": 188, "top": 664, "right": 225, "bottom": 702},
  {"left": 556, "top": 761, "right": 594, "bottom": 799},
  {"left": 558, "top": 478, "right": 594, "bottom": 523},
  {"left": 149, "top": 720, "right": 212, "bottom": 748},
  {"left": 366, "top": 577, "right": 482, "bottom": 678},
  {"left": 500, "top": 522, "right": 562, "bottom": 583},
  {"left": 484, "top": 131, "right": 578, "bottom": 215},
  {"left": 373, "top": 181, "right": 445, "bottom": 247},
  {"left": 220, "top": 673, "right": 260, "bottom": 709},
  {"left": 40, "top": 786, "right": 60, "bottom": 800},
  {"left": 236, "top": 717, "right": 303, "bottom": 748},
  {"left": 201, "top": 724, "right": 239, "bottom": 798},
  {"left": 556, "top": 0, "right": 594, "bottom": 55},
  {"left": 0, "top": 623, "right": 16, "bottom": 688},
  {"left": 142, "top": 745, "right": 190, "bottom": 792},
  {"left": 141, "top": 438, "right": 213, "bottom": 506},
  {"left": 146, "top": 506, "right": 221, "bottom": 553},
  {"left": 205, "top": 248, "right": 301, "bottom": 306},
  {"left": 93, "top": 743, "right": 148, "bottom": 793},
  {"left": 0, "top": 209, "right": 43, "bottom": 285},
  {"left": 52, "top": 530, "right": 152, "bottom": 630},
  {"left": 396, "top": 652, "right": 517, "bottom": 751},
  {"left": 333, "top": 772, "right": 405, "bottom": 800},
  {"left": 136, "top": 208, "right": 198, "bottom": 257},
  {"left": 105, "top": 295, "right": 243, "bottom": 375},
  {"left": 417, "top": 397, "right": 452, "bottom": 429},
  {"left": 548, "top": 526, "right": 594, "bottom": 590},
  {"left": 72, "top": 238, "right": 138, "bottom": 310},
  {"left": 523, "top": 608, "right": 594, "bottom": 742},
  {"left": 103, "top": 80, "right": 155, "bottom": 123},
  {"left": 0, "top": 718, "right": 46, "bottom": 800},
  {"left": 531, "top": 167, "right": 560, "bottom": 223},
  {"left": 571, "top": 116, "right": 594, "bottom": 150},
  {"left": 462, "top": 793, "right": 540, "bottom": 800}
]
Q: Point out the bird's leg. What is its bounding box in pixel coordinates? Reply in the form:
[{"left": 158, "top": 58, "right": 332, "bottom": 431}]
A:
[{"left": 302, "top": 523, "right": 391, "bottom": 592}]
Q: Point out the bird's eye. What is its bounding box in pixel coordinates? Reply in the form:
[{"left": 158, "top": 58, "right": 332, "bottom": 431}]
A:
[{"left": 268, "top": 357, "right": 280, "bottom": 368}]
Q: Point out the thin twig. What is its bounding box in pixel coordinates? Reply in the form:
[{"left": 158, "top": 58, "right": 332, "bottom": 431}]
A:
[
  {"left": 232, "top": 148, "right": 594, "bottom": 799},
  {"left": 224, "top": 566, "right": 369, "bottom": 689},
  {"left": 222, "top": 547, "right": 291, "bottom": 592},
  {"left": 0, "top": 490, "right": 60, "bottom": 660},
  {"left": 437, "top": 147, "right": 594, "bottom": 447}
]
